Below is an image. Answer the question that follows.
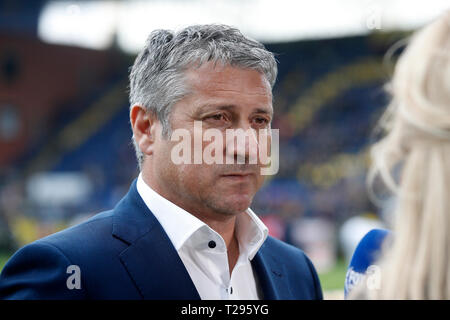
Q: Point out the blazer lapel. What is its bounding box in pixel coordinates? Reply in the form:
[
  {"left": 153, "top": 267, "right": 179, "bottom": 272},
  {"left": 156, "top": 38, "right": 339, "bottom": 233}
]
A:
[
  {"left": 252, "top": 242, "right": 292, "bottom": 299},
  {"left": 118, "top": 226, "right": 201, "bottom": 299},
  {"left": 112, "top": 179, "right": 200, "bottom": 300}
]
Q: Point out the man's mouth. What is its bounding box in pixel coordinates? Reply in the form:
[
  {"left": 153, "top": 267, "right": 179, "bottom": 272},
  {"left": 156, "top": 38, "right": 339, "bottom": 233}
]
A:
[{"left": 220, "top": 173, "right": 254, "bottom": 181}]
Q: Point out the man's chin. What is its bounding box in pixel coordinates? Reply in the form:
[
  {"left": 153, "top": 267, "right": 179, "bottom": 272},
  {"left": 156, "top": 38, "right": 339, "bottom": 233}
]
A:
[{"left": 216, "top": 194, "right": 253, "bottom": 215}]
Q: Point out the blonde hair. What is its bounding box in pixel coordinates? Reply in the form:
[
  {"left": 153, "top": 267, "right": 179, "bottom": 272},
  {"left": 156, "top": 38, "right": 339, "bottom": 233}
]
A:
[{"left": 355, "top": 11, "right": 450, "bottom": 299}]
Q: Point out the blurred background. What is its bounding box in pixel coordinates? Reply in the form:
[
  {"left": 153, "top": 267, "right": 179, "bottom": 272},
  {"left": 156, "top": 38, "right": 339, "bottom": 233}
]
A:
[{"left": 0, "top": 0, "right": 448, "bottom": 299}]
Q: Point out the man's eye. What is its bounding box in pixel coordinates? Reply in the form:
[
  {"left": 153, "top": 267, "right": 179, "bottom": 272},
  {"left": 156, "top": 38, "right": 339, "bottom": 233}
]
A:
[
  {"left": 253, "top": 117, "right": 269, "bottom": 125},
  {"left": 207, "top": 114, "right": 226, "bottom": 121}
]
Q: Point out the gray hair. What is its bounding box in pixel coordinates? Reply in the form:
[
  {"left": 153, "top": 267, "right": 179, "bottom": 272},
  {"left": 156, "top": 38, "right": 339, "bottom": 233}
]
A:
[{"left": 128, "top": 24, "right": 278, "bottom": 168}]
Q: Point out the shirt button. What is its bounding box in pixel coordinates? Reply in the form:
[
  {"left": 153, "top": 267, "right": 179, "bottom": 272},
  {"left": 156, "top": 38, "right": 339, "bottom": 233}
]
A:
[{"left": 208, "top": 240, "right": 216, "bottom": 248}]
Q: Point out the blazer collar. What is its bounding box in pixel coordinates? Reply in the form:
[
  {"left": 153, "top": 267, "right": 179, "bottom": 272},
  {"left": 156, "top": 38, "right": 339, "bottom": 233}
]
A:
[
  {"left": 112, "top": 179, "right": 157, "bottom": 244},
  {"left": 112, "top": 179, "right": 200, "bottom": 299},
  {"left": 112, "top": 179, "right": 290, "bottom": 300},
  {"left": 252, "top": 241, "right": 292, "bottom": 300}
]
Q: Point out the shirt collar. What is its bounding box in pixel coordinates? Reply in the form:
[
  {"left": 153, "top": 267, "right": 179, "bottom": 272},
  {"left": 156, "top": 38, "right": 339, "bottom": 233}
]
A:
[{"left": 136, "top": 173, "right": 268, "bottom": 259}]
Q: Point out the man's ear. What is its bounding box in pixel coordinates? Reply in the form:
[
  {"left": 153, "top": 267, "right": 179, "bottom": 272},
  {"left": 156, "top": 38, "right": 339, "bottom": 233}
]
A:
[{"left": 130, "top": 105, "right": 158, "bottom": 156}]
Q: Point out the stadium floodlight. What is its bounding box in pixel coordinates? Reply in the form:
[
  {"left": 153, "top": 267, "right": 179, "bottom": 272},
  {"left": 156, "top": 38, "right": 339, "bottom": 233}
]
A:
[{"left": 38, "top": 1, "right": 118, "bottom": 50}]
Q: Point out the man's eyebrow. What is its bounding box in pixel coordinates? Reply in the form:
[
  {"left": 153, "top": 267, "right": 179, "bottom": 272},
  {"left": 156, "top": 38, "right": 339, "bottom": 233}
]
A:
[
  {"left": 252, "top": 108, "right": 273, "bottom": 117},
  {"left": 196, "top": 104, "right": 236, "bottom": 114},
  {"left": 196, "top": 104, "right": 273, "bottom": 116}
]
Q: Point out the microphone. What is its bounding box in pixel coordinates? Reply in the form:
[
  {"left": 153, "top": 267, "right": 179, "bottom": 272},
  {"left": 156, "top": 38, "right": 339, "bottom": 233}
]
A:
[{"left": 344, "top": 228, "right": 392, "bottom": 298}]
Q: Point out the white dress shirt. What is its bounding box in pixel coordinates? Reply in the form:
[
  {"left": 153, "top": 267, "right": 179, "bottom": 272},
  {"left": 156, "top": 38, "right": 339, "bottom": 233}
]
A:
[{"left": 136, "top": 173, "right": 268, "bottom": 300}]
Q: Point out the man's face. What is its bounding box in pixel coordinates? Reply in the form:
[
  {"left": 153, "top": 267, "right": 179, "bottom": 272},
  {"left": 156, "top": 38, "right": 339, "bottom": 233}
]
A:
[{"left": 148, "top": 62, "right": 273, "bottom": 218}]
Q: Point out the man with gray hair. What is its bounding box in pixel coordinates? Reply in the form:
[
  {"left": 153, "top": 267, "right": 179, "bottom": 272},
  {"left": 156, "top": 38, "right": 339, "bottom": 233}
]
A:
[{"left": 0, "top": 24, "right": 322, "bottom": 300}]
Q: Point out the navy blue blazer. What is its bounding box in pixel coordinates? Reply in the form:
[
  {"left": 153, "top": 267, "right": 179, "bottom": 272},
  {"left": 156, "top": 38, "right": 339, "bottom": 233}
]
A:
[{"left": 0, "top": 180, "right": 323, "bottom": 300}]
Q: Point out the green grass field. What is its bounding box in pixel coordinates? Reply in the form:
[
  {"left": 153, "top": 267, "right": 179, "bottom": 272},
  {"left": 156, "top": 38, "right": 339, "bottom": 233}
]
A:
[
  {"left": 0, "top": 253, "right": 11, "bottom": 273},
  {"left": 318, "top": 258, "right": 347, "bottom": 291}
]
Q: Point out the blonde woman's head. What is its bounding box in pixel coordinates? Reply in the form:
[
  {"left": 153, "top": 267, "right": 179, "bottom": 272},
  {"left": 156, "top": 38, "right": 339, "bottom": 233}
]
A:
[{"left": 356, "top": 11, "right": 450, "bottom": 300}]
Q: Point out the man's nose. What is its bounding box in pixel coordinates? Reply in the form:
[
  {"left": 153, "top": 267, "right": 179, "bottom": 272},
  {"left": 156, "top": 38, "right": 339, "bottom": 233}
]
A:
[{"left": 224, "top": 123, "right": 259, "bottom": 165}]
